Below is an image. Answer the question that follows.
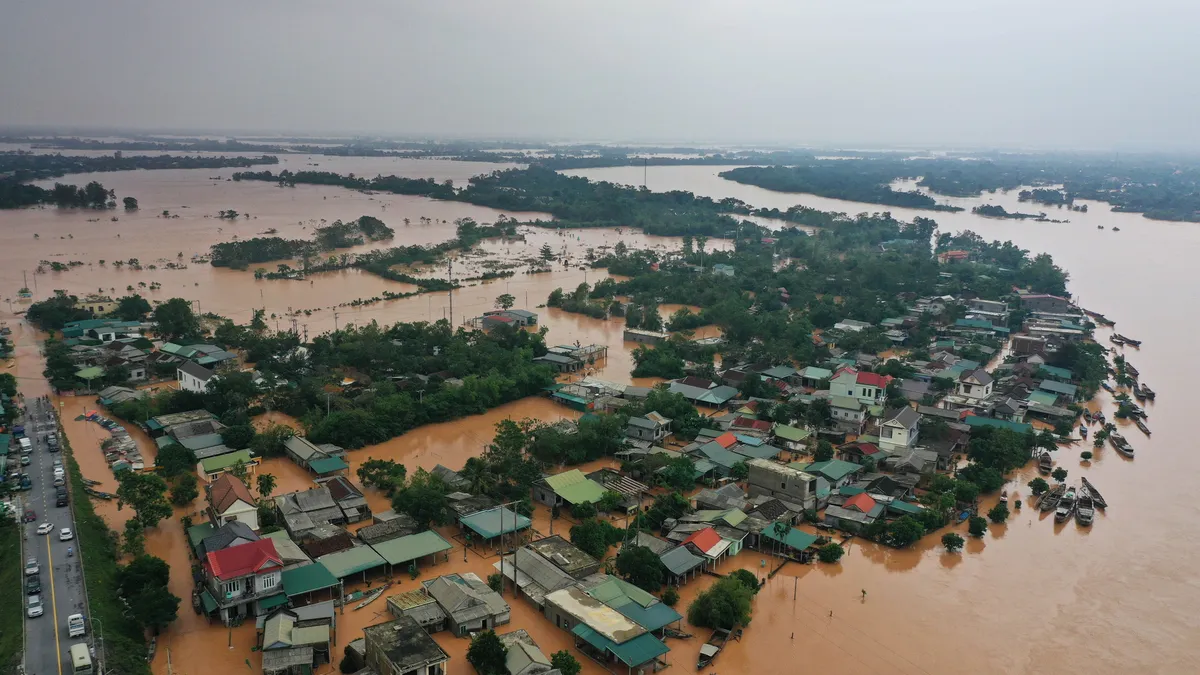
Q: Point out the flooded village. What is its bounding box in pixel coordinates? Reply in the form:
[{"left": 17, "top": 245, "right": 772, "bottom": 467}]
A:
[{"left": 2, "top": 146, "right": 1199, "bottom": 675}]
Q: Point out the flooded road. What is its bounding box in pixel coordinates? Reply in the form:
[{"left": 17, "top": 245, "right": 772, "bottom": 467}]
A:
[{"left": 3, "top": 160, "right": 1198, "bottom": 673}]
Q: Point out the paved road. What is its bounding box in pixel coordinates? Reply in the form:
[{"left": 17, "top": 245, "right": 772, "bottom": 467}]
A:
[{"left": 21, "top": 397, "right": 87, "bottom": 675}]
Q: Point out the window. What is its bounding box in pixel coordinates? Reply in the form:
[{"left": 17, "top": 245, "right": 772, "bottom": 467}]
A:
[
  {"left": 258, "top": 573, "right": 278, "bottom": 592},
  {"left": 781, "top": 482, "right": 786, "bottom": 490}
]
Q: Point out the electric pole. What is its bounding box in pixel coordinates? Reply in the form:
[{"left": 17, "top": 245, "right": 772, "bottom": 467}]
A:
[{"left": 447, "top": 258, "right": 454, "bottom": 326}]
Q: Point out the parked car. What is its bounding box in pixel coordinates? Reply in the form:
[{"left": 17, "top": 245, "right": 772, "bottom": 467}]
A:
[
  {"left": 36, "top": 522, "right": 54, "bottom": 535},
  {"left": 26, "top": 595, "right": 43, "bottom": 618},
  {"left": 24, "top": 558, "right": 39, "bottom": 576},
  {"left": 25, "top": 574, "right": 41, "bottom": 596},
  {"left": 67, "top": 613, "right": 86, "bottom": 638},
  {"left": 59, "top": 528, "right": 73, "bottom": 541},
  {"left": 19, "top": 456, "right": 30, "bottom": 466},
  {"left": 22, "top": 509, "right": 36, "bottom": 523}
]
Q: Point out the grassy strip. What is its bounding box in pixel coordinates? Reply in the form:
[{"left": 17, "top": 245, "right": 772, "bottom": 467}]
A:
[
  {"left": 61, "top": 431, "right": 152, "bottom": 675},
  {"left": 0, "top": 519, "right": 22, "bottom": 674}
]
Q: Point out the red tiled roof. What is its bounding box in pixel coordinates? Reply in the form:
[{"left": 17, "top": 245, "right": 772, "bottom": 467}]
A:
[
  {"left": 847, "top": 442, "right": 882, "bottom": 456},
  {"left": 714, "top": 432, "right": 737, "bottom": 448},
  {"left": 209, "top": 474, "right": 255, "bottom": 515},
  {"left": 732, "top": 416, "right": 771, "bottom": 432},
  {"left": 856, "top": 372, "right": 892, "bottom": 388},
  {"left": 844, "top": 493, "right": 877, "bottom": 514},
  {"left": 682, "top": 527, "right": 722, "bottom": 555},
  {"left": 204, "top": 539, "right": 281, "bottom": 581}
]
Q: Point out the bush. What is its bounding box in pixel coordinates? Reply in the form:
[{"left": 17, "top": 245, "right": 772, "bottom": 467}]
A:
[
  {"left": 662, "top": 586, "right": 680, "bottom": 607},
  {"left": 987, "top": 503, "right": 1010, "bottom": 524},
  {"left": 941, "top": 532, "right": 964, "bottom": 552},
  {"left": 728, "top": 569, "right": 760, "bottom": 593},
  {"left": 466, "top": 630, "right": 508, "bottom": 675},
  {"left": 1027, "top": 477, "right": 1049, "bottom": 496},
  {"left": 817, "top": 542, "right": 845, "bottom": 563},
  {"left": 1080, "top": 451, "right": 1093, "bottom": 461},
  {"left": 968, "top": 515, "right": 988, "bottom": 537},
  {"left": 687, "top": 576, "right": 755, "bottom": 629},
  {"left": 487, "top": 573, "right": 503, "bottom": 593}
]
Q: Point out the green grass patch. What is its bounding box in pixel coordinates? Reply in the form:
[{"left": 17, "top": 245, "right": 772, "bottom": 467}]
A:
[
  {"left": 61, "top": 430, "right": 152, "bottom": 675},
  {"left": 0, "top": 518, "right": 22, "bottom": 674}
]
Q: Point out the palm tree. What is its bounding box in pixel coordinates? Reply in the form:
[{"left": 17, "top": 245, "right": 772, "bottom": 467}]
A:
[
  {"left": 256, "top": 473, "right": 277, "bottom": 500},
  {"left": 772, "top": 521, "right": 790, "bottom": 557},
  {"left": 460, "top": 457, "right": 495, "bottom": 495}
]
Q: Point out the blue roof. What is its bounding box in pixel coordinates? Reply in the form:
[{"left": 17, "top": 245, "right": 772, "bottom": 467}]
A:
[
  {"left": 571, "top": 624, "right": 669, "bottom": 667},
  {"left": 964, "top": 416, "right": 1032, "bottom": 434},
  {"left": 614, "top": 601, "right": 683, "bottom": 632}
]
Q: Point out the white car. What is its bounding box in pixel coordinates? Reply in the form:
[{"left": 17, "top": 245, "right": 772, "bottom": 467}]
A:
[
  {"left": 27, "top": 594, "right": 43, "bottom": 618},
  {"left": 59, "top": 528, "right": 73, "bottom": 541},
  {"left": 35, "top": 522, "right": 54, "bottom": 535},
  {"left": 24, "top": 558, "right": 39, "bottom": 576}
]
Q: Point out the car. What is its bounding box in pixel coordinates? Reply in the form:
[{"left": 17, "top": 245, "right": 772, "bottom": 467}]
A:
[
  {"left": 24, "top": 558, "right": 39, "bottom": 576},
  {"left": 20, "top": 456, "right": 30, "bottom": 466},
  {"left": 36, "top": 522, "right": 54, "bottom": 535},
  {"left": 25, "top": 574, "right": 41, "bottom": 595},
  {"left": 52, "top": 458, "right": 62, "bottom": 468},
  {"left": 53, "top": 477, "right": 65, "bottom": 487},
  {"left": 26, "top": 594, "right": 43, "bottom": 618},
  {"left": 59, "top": 528, "right": 73, "bottom": 541},
  {"left": 22, "top": 509, "right": 36, "bottom": 523}
]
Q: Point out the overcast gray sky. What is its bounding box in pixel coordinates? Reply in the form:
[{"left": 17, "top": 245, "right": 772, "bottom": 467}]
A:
[{"left": 1, "top": 0, "right": 1194, "bottom": 151}]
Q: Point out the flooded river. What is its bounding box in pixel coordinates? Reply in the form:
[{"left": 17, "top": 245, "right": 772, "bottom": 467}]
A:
[{"left": 2, "top": 159, "right": 1197, "bottom": 673}]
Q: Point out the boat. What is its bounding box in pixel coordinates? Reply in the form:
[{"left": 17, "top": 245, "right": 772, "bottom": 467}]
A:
[
  {"left": 1140, "top": 383, "right": 1156, "bottom": 400},
  {"left": 1075, "top": 489, "right": 1095, "bottom": 526},
  {"left": 1125, "top": 363, "right": 1140, "bottom": 378},
  {"left": 82, "top": 478, "right": 101, "bottom": 486},
  {"left": 1055, "top": 487, "right": 1077, "bottom": 523},
  {"left": 147, "top": 636, "right": 157, "bottom": 662},
  {"left": 1083, "top": 309, "right": 1114, "bottom": 326},
  {"left": 697, "top": 628, "right": 731, "bottom": 669},
  {"left": 1100, "top": 382, "right": 1115, "bottom": 393},
  {"left": 999, "top": 490, "right": 1008, "bottom": 504},
  {"left": 1113, "top": 333, "right": 1141, "bottom": 347},
  {"left": 1109, "top": 334, "right": 1125, "bottom": 346},
  {"left": 1134, "top": 418, "right": 1151, "bottom": 436},
  {"left": 1113, "top": 227, "right": 1121, "bottom": 231},
  {"left": 84, "top": 487, "right": 114, "bottom": 500},
  {"left": 1038, "top": 451, "right": 1053, "bottom": 475},
  {"left": 1039, "top": 483, "right": 1066, "bottom": 512},
  {"left": 1080, "top": 425, "right": 1088, "bottom": 438},
  {"left": 1097, "top": 225, "right": 1104, "bottom": 229},
  {"left": 1081, "top": 409, "right": 1093, "bottom": 423},
  {"left": 353, "top": 582, "right": 391, "bottom": 610},
  {"left": 1081, "top": 477, "right": 1108, "bottom": 509},
  {"left": 1109, "top": 433, "right": 1134, "bottom": 458},
  {"left": 1132, "top": 386, "right": 1146, "bottom": 402}
]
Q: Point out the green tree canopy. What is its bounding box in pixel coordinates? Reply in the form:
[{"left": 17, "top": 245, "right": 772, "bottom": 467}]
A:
[
  {"left": 466, "top": 630, "right": 507, "bottom": 675},
  {"left": 687, "top": 576, "right": 755, "bottom": 629},
  {"left": 153, "top": 297, "right": 202, "bottom": 342},
  {"left": 615, "top": 545, "right": 665, "bottom": 592},
  {"left": 116, "top": 470, "right": 172, "bottom": 528}
]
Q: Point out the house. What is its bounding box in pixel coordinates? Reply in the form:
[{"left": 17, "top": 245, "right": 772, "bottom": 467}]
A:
[
  {"left": 283, "top": 435, "right": 346, "bottom": 474},
  {"left": 207, "top": 473, "right": 259, "bottom": 531},
  {"left": 431, "top": 464, "right": 469, "bottom": 491},
  {"left": 177, "top": 360, "right": 216, "bottom": 394},
  {"left": 363, "top": 615, "right": 449, "bottom": 675},
  {"left": 823, "top": 493, "right": 884, "bottom": 533},
  {"left": 791, "top": 459, "right": 863, "bottom": 489},
  {"left": 956, "top": 369, "right": 994, "bottom": 402},
  {"left": 712, "top": 263, "right": 735, "bottom": 276},
  {"left": 533, "top": 469, "right": 606, "bottom": 509},
  {"left": 968, "top": 298, "right": 1008, "bottom": 315},
  {"left": 1019, "top": 294, "right": 1073, "bottom": 313},
  {"left": 498, "top": 629, "right": 554, "bottom": 675},
  {"left": 729, "top": 416, "right": 773, "bottom": 438},
  {"left": 879, "top": 406, "right": 920, "bottom": 453},
  {"left": 422, "top": 573, "right": 511, "bottom": 636},
  {"left": 387, "top": 589, "right": 449, "bottom": 632},
  {"left": 493, "top": 546, "right": 580, "bottom": 610},
  {"left": 886, "top": 448, "right": 940, "bottom": 476},
  {"left": 833, "top": 319, "right": 872, "bottom": 333},
  {"left": 587, "top": 469, "right": 651, "bottom": 514},
  {"left": 199, "top": 520, "right": 260, "bottom": 558},
  {"left": 829, "top": 396, "right": 866, "bottom": 433},
  {"left": 533, "top": 353, "right": 582, "bottom": 373},
  {"left": 626, "top": 412, "right": 671, "bottom": 442},
  {"left": 838, "top": 441, "right": 887, "bottom": 466},
  {"left": 659, "top": 545, "right": 706, "bottom": 585},
  {"left": 666, "top": 381, "right": 738, "bottom": 407},
  {"left": 745, "top": 458, "right": 818, "bottom": 510},
  {"left": 761, "top": 525, "right": 820, "bottom": 560},
  {"left": 587, "top": 576, "right": 683, "bottom": 634},
  {"left": 479, "top": 309, "right": 539, "bottom": 329},
  {"left": 528, "top": 535, "right": 602, "bottom": 579},
  {"left": 260, "top": 606, "right": 333, "bottom": 675},
  {"left": 771, "top": 424, "right": 810, "bottom": 452},
  {"left": 937, "top": 249, "right": 970, "bottom": 264},
  {"left": 543, "top": 586, "right": 670, "bottom": 673},
  {"left": 275, "top": 487, "right": 346, "bottom": 537},
  {"left": 1038, "top": 379, "right": 1078, "bottom": 402},
  {"left": 459, "top": 506, "right": 532, "bottom": 548},
  {"left": 830, "top": 368, "right": 892, "bottom": 405},
  {"left": 357, "top": 516, "right": 419, "bottom": 546},
  {"left": 314, "top": 475, "right": 371, "bottom": 523},
  {"left": 623, "top": 328, "right": 670, "bottom": 344},
  {"left": 799, "top": 366, "right": 833, "bottom": 389},
  {"left": 201, "top": 539, "right": 285, "bottom": 623},
  {"left": 896, "top": 379, "right": 930, "bottom": 402}
]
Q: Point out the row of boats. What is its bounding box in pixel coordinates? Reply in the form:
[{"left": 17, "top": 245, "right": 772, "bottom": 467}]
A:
[
  {"left": 1038, "top": 477, "right": 1106, "bottom": 525},
  {"left": 1109, "top": 333, "right": 1142, "bottom": 347}
]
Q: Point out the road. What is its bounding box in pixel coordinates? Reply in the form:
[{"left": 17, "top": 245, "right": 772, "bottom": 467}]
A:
[{"left": 21, "top": 396, "right": 87, "bottom": 675}]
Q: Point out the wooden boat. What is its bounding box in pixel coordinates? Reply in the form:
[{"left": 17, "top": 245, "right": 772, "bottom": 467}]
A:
[
  {"left": 84, "top": 487, "right": 114, "bottom": 500},
  {"left": 1125, "top": 363, "right": 1139, "bottom": 378},
  {"left": 1055, "top": 487, "right": 1077, "bottom": 523},
  {"left": 1039, "top": 483, "right": 1066, "bottom": 512},
  {"left": 1134, "top": 418, "right": 1151, "bottom": 436},
  {"left": 1081, "top": 409, "right": 1093, "bottom": 423},
  {"left": 697, "top": 628, "right": 731, "bottom": 669},
  {"left": 1038, "top": 451, "right": 1053, "bottom": 475},
  {"left": 1113, "top": 333, "right": 1140, "bottom": 347},
  {"left": 1080, "top": 425, "right": 1088, "bottom": 438},
  {"left": 1112, "top": 227, "right": 1121, "bottom": 231},
  {"left": 1108, "top": 334, "right": 1125, "bottom": 346},
  {"left": 354, "top": 583, "right": 391, "bottom": 610},
  {"left": 82, "top": 478, "right": 101, "bottom": 487},
  {"left": 1075, "top": 489, "right": 1095, "bottom": 526},
  {"left": 999, "top": 490, "right": 1008, "bottom": 504},
  {"left": 1140, "top": 383, "right": 1156, "bottom": 400},
  {"left": 1081, "top": 477, "right": 1107, "bottom": 509},
  {"left": 1109, "top": 433, "right": 1134, "bottom": 458},
  {"left": 1132, "top": 386, "right": 1146, "bottom": 402},
  {"left": 147, "top": 636, "right": 157, "bottom": 662},
  {"left": 1100, "top": 382, "right": 1115, "bottom": 393},
  {"left": 1097, "top": 225, "right": 1104, "bottom": 229}
]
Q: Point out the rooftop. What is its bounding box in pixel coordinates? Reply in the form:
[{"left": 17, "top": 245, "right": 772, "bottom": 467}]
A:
[
  {"left": 362, "top": 616, "right": 449, "bottom": 673},
  {"left": 205, "top": 539, "right": 281, "bottom": 581},
  {"left": 541, "top": 469, "right": 607, "bottom": 505},
  {"left": 460, "top": 506, "right": 532, "bottom": 539},
  {"left": 527, "top": 535, "right": 599, "bottom": 578},
  {"left": 545, "top": 586, "right": 645, "bottom": 644}
]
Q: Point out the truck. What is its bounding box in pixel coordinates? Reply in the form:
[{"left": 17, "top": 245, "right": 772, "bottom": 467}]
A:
[
  {"left": 67, "top": 613, "right": 86, "bottom": 638},
  {"left": 19, "top": 437, "right": 32, "bottom": 454}
]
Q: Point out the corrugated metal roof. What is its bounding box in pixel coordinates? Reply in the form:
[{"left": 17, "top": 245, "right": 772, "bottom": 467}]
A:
[
  {"left": 370, "top": 530, "right": 453, "bottom": 566},
  {"left": 762, "top": 525, "right": 819, "bottom": 551},
  {"left": 571, "top": 624, "right": 669, "bottom": 667},
  {"left": 282, "top": 563, "right": 340, "bottom": 596},
  {"left": 542, "top": 470, "right": 606, "bottom": 505},
  {"left": 460, "top": 507, "right": 532, "bottom": 539},
  {"left": 308, "top": 456, "right": 349, "bottom": 475},
  {"left": 316, "top": 546, "right": 386, "bottom": 579}
]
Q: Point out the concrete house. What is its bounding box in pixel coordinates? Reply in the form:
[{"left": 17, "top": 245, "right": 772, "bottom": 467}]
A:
[
  {"left": 422, "top": 573, "right": 511, "bottom": 636},
  {"left": 1019, "top": 294, "right": 1073, "bottom": 313},
  {"left": 830, "top": 368, "right": 892, "bottom": 405},
  {"left": 956, "top": 369, "right": 994, "bottom": 402},
  {"left": 202, "top": 539, "right": 284, "bottom": 623},
  {"left": 625, "top": 412, "right": 671, "bottom": 443},
  {"left": 207, "top": 473, "right": 259, "bottom": 531},
  {"left": 314, "top": 475, "right": 371, "bottom": 523},
  {"left": 829, "top": 396, "right": 866, "bottom": 433},
  {"left": 363, "top": 615, "right": 449, "bottom": 675},
  {"left": 543, "top": 586, "right": 669, "bottom": 673},
  {"left": 745, "top": 458, "right": 817, "bottom": 510},
  {"left": 178, "top": 360, "right": 217, "bottom": 394},
  {"left": 879, "top": 406, "right": 920, "bottom": 453},
  {"left": 498, "top": 629, "right": 554, "bottom": 675},
  {"left": 823, "top": 493, "right": 884, "bottom": 533}
]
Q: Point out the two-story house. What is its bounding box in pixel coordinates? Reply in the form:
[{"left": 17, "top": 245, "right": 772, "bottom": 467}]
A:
[
  {"left": 879, "top": 406, "right": 920, "bottom": 453},
  {"left": 208, "top": 473, "right": 259, "bottom": 531},
  {"left": 203, "top": 539, "right": 284, "bottom": 624},
  {"left": 829, "top": 367, "right": 892, "bottom": 405},
  {"left": 178, "top": 360, "right": 217, "bottom": 394},
  {"left": 956, "top": 369, "right": 994, "bottom": 402},
  {"left": 625, "top": 411, "right": 671, "bottom": 443},
  {"left": 745, "top": 458, "right": 818, "bottom": 511}
]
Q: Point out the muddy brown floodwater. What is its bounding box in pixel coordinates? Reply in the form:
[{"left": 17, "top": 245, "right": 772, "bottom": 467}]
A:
[{"left": 3, "top": 158, "right": 1199, "bottom": 674}]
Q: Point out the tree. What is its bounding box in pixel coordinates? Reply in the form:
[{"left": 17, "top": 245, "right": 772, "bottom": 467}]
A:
[
  {"left": 540, "top": 244, "right": 555, "bottom": 261},
  {"left": 229, "top": 459, "right": 250, "bottom": 485},
  {"left": 466, "top": 630, "right": 507, "bottom": 675},
  {"left": 818, "top": 542, "right": 845, "bottom": 563},
  {"left": 221, "top": 424, "right": 256, "bottom": 450},
  {"left": 250, "top": 422, "right": 294, "bottom": 458},
  {"left": 130, "top": 585, "right": 181, "bottom": 633},
  {"left": 813, "top": 439, "right": 835, "bottom": 463},
  {"left": 987, "top": 502, "right": 1010, "bottom": 524},
  {"left": 113, "top": 294, "right": 152, "bottom": 321},
  {"left": 730, "top": 461, "right": 749, "bottom": 480},
  {"left": 954, "top": 480, "right": 980, "bottom": 505},
  {"left": 1052, "top": 467, "right": 1068, "bottom": 483},
  {"left": 942, "top": 532, "right": 964, "bottom": 552},
  {"left": 662, "top": 586, "right": 680, "bottom": 607},
  {"left": 687, "top": 576, "right": 754, "bottom": 629},
  {"left": 122, "top": 519, "right": 146, "bottom": 558},
  {"left": 570, "top": 518, "right": 623, "bottom": 560},
  {"left": 661, "top": 456, "right": 697, "bottom": 490},
  {"left": 885, "top": 516, "right": 925, "bottom": 548},
  {"left": 169, "top": 473, "right": 199, "bottom": 506},
  {"left": 494, "top": 293, "right": 516, "bottom": 310},
  {"left": 1080, "top": 451, "right": 1093, "bottom": 461},
  {"left": 551, "top": 650, "right": 582, "bottom": 675},
  {"left": 154, "top": 442, "right": 197, "bottom": 477},
  {"left": 728, "top": 569, "right": 760, "bottom": 593},
  {"left": 153, "top": 297, "right": 201, "bottom": 342},
  {"left": 968, "top": 515, "right": 988, "bottom": 537},
  {"left": 116, "top": 470, "right": 172, "bottom": 528},
  {"left": 392, "top": 468, "right": 449, "bottom": 528},
  {"left": 1027, "top": 477, "right": 1049, "bottom": 496},
  {"left": 257, "top": 473, "right": 277, "bottom": 500},
  {"left": 357, "top": 458, "right": 407, "bottom": 494},
  {"left": 615, "top": 545, "right": 665, "bottom": 592},
  {"left": 123, "top": 196, "right": 139, "bottom": 210},
  {"left": 487, "top": 573, "right": 503, "bottom": 593}
]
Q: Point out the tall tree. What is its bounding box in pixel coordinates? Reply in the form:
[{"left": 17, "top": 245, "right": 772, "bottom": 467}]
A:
[
  {"left": 116, "top": 471, "right": 172, "bottom": 528},
  {"left": 153, "top": 297, "right": 201, "bottom": 342},
  {"left": 466, "top": 630, "right": 508, "bottom": 675},
  {"left": 256, "top": 473, "right": 277, "bottom": 500},
  {"left": 494, "top": 293, "right": 516, "bottom": 310}
]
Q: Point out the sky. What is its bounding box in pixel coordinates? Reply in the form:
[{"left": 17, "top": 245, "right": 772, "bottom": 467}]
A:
[{"left": 1, "top": 0, "right": 1196, "bottom": 151}]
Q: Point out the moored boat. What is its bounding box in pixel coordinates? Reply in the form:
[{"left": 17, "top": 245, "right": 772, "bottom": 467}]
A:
[
  {"left": 1039, "top": 483, "right": 1066, "bottom": 512},
  {"left": 1080, "top": 425, "right": 1088, "bottom": 438},
  {"left": 1134, "top": 418, "right": 1151, "bottom": 436},
  {"left": 1081, "top": 477, "right": 1107, "bottom": 509},
  {"left": 1108, "top": 334, "right": 1125, "bottom": 346},
  {"left": 353, "top": 582, "right": 392, "bottom": 610},
  {"left": 1140, "top": 383, "right": 1156, "bottom": 400},
  {"left": 1113, "top": 333, "right": 1141, "bottom": 347},
  {"left": 1076, "top": 489, "right": 1095, "bottom": 526},
  {"left": 1000, "top": 490, "right": 1009, "bottom": 504},
  {"left": 697, "top": 628, "right": 731, "bottom": 669},
  {"left": 1055, "top": 487, "right": 1077, "bottom": 523},
  {"left": 1038, "top": 451, "right": 1053, "bottom": 475},
  {"left": 1133, "top": 386, "right": 1146, "bottom": 402},
  {"left": 1109, "top": 433, "right": 1134, "bottom": 458},
  {"left": 1100, "top": 382, "right": 1115, "bottom": 393},
  {"left": 1125, "top": 363, "right": 1140, "bottom": 378}
]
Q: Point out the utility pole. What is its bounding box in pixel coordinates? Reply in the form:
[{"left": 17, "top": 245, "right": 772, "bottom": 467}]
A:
[
  {"left": 302, "top": 323, "right": 308, "bottom": 342},
  {"left": 447, "top": 258, "right": 454, "bottom": 326},
  {"left": 333, "top": 311, "right": 339, "bottom": 332},
  {"left": 326, "top": 393, "right": 331, "bottom": 417}
]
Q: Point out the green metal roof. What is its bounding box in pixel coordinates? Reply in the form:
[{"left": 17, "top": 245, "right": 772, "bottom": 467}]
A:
[
  {"left": 316, "top": 546, "right": 386, "bottom": 580},
  {"left": 762, "top": 525, "right": 819, "bottom": 551},
  {"left": 1038, "top": 365, "right": 1072, "bottom": 379},
  {"left": 1026, "top": 390, "right": 1058, "bottom": 407},
  {"left": 696, "top": 442, "right": 744, "bottom": 470},
  {"left": 542, "top": 469, "right": 606, "bottom": 505},
  {"left": 179, "top": 433, "right": 224, "bottom": 451},
  {"left": 370, "top": 530, "right": 453, "bottom": 566},
  {"left": 587, "top": 577, "right": 657, "bottom": 609},
  {"left": 964, "top": 416, "right": 1032, "bottom": 434},
  {"left": 887, "top": 500, "right": 924, "bottom": 516},
  {"left": 613, "top": 601, "right": 682, "bottom": 633},
  {"left": 773, "top": 425, "right": 810, "bottom": 442},
  {"left": 282, "top": 563, "right": 340, "bottom": 597},
  {"left": 797, "top": 459, "right": 862, "bottom": 482},
  {"left": 200, "top": 589, "right": 218, "bottom": 613},
  {"left": 199, "top": 449, "right": 254, "bottom": 474},
  {"left": 186, "top": 522, "right": 217, "bottom": 555},
  {"left": 0, "top": 434, "right": 10, "bottom": 454},
  {"left": 460, "top": 506, "right": 531, "bottom": 539},
  {"left": 258, "top": 592, "right": 289, "bottom": 611},
  {"left": 830, "top": 395, "right": 862, "bottom": 411},
  {"left": 571, "top": 623, "right": 669, "bottom": 667},
  {"left": 1038, "top": 379, "right": 1078, "bottom": 397},
  {"left": 75, "top": 366, "right": 104, "bottom": 380},
  {"left": 800, "top": 366, "right": 833, "bottom": 380},
  {"left": 308, "top": 456, "right": 349, "bottom": 475}
]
